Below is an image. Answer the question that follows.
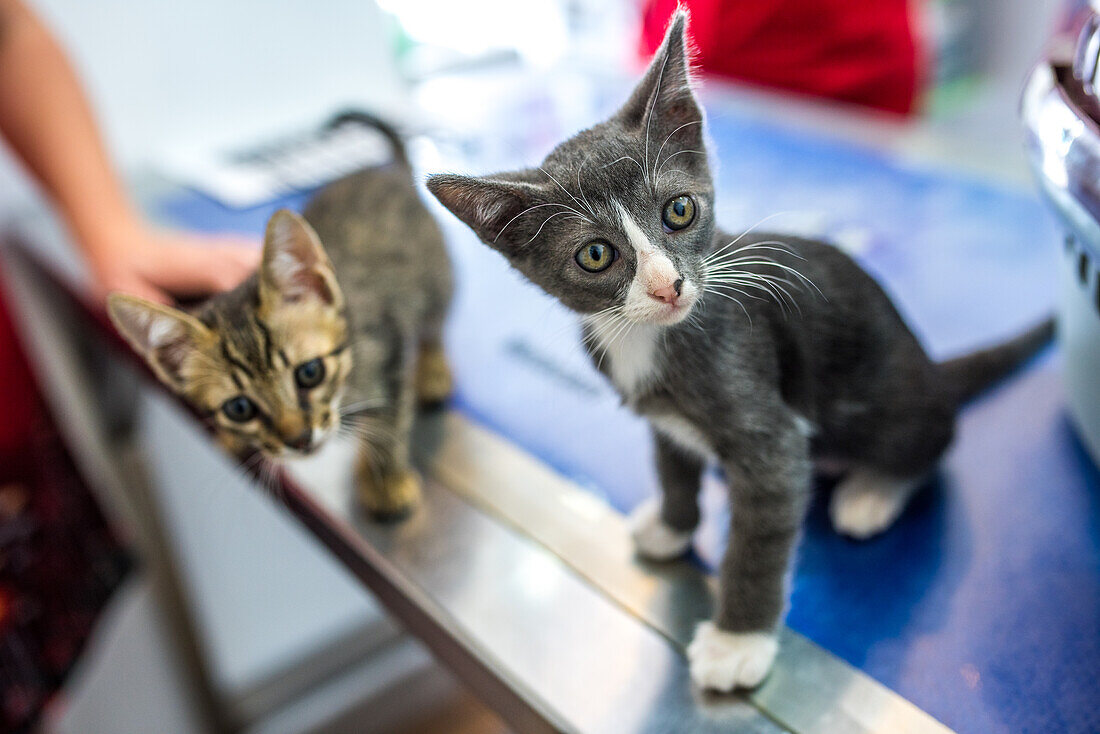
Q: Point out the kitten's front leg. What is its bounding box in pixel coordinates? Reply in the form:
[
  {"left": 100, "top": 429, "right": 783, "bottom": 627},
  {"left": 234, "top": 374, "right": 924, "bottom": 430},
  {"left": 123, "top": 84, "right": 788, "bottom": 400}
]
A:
[
  {"left": 688, "top": 423, "right": 811, "bottom": 691},
  {"left": 354, "top": 382, "right": 420, "bottom": 521},
  {"left": 631, "top": 431, "right": 703, "bottom": 561}
]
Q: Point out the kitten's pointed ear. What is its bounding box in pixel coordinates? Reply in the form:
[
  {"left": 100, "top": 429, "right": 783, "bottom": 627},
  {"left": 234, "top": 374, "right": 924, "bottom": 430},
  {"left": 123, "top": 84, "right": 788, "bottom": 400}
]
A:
[
  {"left": 427, "top": 173, "right": 543, "bottom": 250},
  {"left": 616, "top": 10, "right": 703, "bottom": 134},
  {"left": 259, "top": 209, "right": 343, "bottom": 308},
  {"left": 107, "top": 293, "right": 213, "bottom": 389}
]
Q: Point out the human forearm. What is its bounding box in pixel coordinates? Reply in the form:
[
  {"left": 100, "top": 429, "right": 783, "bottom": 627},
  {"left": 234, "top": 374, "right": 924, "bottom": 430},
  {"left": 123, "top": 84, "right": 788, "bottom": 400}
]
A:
[
  {"left": 0, "top": 0, "right": 141, "bottom": 253},
  {"left": 0, "top": 0, "right": 257, "bottom": 302}
]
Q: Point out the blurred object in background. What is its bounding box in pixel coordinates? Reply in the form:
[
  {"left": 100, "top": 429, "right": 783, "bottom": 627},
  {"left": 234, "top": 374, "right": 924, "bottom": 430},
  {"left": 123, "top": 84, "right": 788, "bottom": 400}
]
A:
[
  {"left": 639, "top": 0, "right": 992, "bottom": 115},
  {"left": 921, "top": 0, "right": 981, "bottom": 110},
  {"left": 640, "top": 0, "right": 922, "bottom": 113},
  {"left": 377, "top": 0, "right": 634, "bottom": 77},
  {"left": 0, "top": 249, "right": 130, "bottom": 734},
  {"left": 1022, "top": 0, "right": 1100, "bottom": 466},
  {"left": 0, "top": 291, "right": 37, "bottom": 465},
  {"left": 168, "top": 112, "right": 403, "bottom": 209},
  {"left": 379, "top": 0, "right": 640, "bottom": 192},
  {"left": 20, "top": 0, "right": 407, "bottom": 179},
  {"left": 0, "top": 399, "right": 131, "bottom": 732},
  {"left": 377, "top": 0, "right": 1064, "bottom": 177}
]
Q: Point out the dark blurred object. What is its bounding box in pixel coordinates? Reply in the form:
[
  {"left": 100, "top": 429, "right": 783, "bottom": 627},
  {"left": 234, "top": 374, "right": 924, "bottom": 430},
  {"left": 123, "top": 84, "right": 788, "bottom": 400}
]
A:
[
  {"left": 0, "top": 279, "right": 131, "bottom": 732},
  {"left": 640, "top": 0, "right": 920, "bottom": 114},
  {"left": 1021, "top": 0, "right": 1100, "bottom": 466}
]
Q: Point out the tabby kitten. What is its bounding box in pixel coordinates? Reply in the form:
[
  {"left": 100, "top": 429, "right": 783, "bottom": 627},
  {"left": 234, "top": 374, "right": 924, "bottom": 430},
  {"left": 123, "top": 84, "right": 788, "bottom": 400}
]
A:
[
  {"left": 109, "top": 121, "right": 454, "bottom": 519},
  {"left": 427, "top": 12, "right": 1051, "bottom": 691}
]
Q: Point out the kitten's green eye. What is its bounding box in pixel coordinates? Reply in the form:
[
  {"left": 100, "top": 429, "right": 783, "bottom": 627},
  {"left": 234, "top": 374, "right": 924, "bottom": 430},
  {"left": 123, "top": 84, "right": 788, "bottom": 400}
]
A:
[
  {"left": 575, "top": 241, "right": 616, "bottom": 273},
  {"left": 662, "top": 195, "right": 696, "bottom": 231},
  {"left": 295, "top": 358, "right": 326, "bottom": 389},
  {"left": 222, "top": 396, "right": 256, "bottom": 423}
]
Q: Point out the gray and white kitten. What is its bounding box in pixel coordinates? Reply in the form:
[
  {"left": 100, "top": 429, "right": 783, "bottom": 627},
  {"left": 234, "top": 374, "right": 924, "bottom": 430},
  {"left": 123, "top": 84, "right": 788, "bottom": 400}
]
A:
[
  {"left": 110, "top": 117, "right": 454, "bottom": 520},
  {"left": 428, "top": 12, "right": 1052, "bottom": 691}
]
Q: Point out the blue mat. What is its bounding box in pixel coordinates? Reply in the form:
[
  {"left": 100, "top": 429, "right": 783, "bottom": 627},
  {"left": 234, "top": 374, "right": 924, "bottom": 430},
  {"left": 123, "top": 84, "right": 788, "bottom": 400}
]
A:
[{"left": 157, "top": 110, "right": 1099, "bottom": 734}]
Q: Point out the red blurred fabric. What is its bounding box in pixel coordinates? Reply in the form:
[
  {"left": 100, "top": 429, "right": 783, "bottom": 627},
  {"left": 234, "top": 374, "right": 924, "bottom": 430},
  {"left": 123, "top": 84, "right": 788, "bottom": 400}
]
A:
[
  {"left": 0, "top": 272, "right": 40, "bottom": 470},
  {"left": 0, "top": 270, "right": 131, "bottom": 731},
  {"left": 640, "top": 0, "right": 923, "bottom": 114}
]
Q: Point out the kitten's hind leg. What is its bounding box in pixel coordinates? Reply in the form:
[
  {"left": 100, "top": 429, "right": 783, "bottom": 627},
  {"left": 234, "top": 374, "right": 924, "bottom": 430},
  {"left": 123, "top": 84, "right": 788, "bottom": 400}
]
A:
[
  {"left": 630, "top": 432, "right": 704, "bottom": 561},
  {"left": 630, "top": 498, "right": 694, "bottom": 561},
  {"left": 413, "top": 312, "right": 453, "bottom": 411},
  {"left": 829, "top": 468, "right": 925, "bottom": 540},
  {"left": 415, "top": 340, "right": 453, "bottom": 407}
]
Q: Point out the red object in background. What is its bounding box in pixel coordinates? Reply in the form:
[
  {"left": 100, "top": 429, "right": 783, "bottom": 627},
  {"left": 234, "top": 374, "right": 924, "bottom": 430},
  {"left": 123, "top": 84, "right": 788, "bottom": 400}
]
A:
[
  {"left": 641, "top": 0, "right": 924, "bottom": 115},
  {"left": 0, "top": 276, "right": 40, "bottom": 468},
  {"left": 0, "top": 273, "right": 131, "bottom": 732}
]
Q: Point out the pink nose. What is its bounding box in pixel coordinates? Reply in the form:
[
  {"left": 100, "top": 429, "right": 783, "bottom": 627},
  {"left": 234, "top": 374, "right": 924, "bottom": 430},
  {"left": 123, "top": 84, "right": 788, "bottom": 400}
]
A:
[{"left": 649, "top": 278, "right": 684, "bottom": 305}]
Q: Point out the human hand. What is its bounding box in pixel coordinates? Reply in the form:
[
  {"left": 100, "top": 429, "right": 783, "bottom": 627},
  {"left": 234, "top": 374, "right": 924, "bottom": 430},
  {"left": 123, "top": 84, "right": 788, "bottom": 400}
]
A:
[
  {"left": 86, "top": 224, "right": 259, "bottom": 305},
  {"left": 0, "top": 0, "right": 259, "bottom": 305}
]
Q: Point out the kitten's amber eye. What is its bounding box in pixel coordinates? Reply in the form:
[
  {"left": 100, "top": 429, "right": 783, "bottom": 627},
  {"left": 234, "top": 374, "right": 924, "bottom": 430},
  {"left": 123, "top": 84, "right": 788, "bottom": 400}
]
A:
[
  {"left": 575, "top": 241, "right": 616, "bottom": 273},
  {"left": 222, "top": 396, "right": 256, "bottom": 423},
  {"left": 662, "top": 195, "right": 695, "bottom": 231},
  {"left": 295, "top": 358, "right": 326, "bottom": 389}
]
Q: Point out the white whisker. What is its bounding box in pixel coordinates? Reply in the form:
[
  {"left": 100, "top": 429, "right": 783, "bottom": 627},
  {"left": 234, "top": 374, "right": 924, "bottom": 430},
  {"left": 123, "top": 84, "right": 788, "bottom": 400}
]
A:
[
  {"left": 602, "top": 155, "right": 647, "bottom": 179},
  {"left": 712, "top": 259, "right": 823, "bottom": 296},
  {"left": 576, "top": 152, "right": 597, "bottom": 217},
  {"left": 703, "top": 287, "right": 753, "bottom": 330},
  {"left": 539, "top": 167, "right": 593, "bottom": 221},
  {"left": 523, "top": 210, "right": 575, "bottom": 245},
  {"left": 340, "top": 397, "right": 388, "bottom": 415},
  {"left": 653, "top": 120, "right": 703, "bottom": 178},
  {"left": 494, "top": 202, "right": 579, "bottom": 243},
  {"left": 654, "top": 149, "right": 705, "bottom": 182},
  {"left": 704, "top": 212, "right": 801, "bottom": 260},
  {"left": 644, "top": 48, "right": 673, "bottom": 187},
  {"left": 704, "top": 241, "right": 803, "bottom": 265},
  {"left": 707, "top": 272, "right": 803, "bottom": 316}
]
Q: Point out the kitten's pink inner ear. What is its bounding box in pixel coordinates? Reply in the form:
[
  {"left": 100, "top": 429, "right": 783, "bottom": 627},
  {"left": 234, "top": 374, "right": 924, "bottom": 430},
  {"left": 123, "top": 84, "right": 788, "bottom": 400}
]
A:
[
  {"left": 270, "top": 260, "right": 337, "bottom": 305},
  {"left": 262, "top": 211, "right": 341, "bottom": 306},
  {"left": 429, "top": 173, "right": 559, "bottom": 252},
  {"left": 150, "top": 324, "right": 198, "bottom": 380},
  {"left": 107, "top": 295, "right": 208, "bottom": 386},
  {"left": 428, "top": 175, "right": 498, "bottom": 225}
]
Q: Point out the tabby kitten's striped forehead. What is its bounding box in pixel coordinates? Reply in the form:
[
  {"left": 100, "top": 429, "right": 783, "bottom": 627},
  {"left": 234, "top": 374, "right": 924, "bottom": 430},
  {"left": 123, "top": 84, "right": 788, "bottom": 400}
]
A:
[{"left": 108, "top": 210, "right": 351, "bottom": 458}]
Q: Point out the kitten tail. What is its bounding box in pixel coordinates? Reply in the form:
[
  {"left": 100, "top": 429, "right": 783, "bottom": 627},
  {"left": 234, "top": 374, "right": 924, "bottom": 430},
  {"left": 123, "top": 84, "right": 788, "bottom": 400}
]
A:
[
  {"left": 939, "top": 317, "right": 1055, "bottom": 402},
  {"left": 327, "top": 109, "right": 410, "bottom": 168}
]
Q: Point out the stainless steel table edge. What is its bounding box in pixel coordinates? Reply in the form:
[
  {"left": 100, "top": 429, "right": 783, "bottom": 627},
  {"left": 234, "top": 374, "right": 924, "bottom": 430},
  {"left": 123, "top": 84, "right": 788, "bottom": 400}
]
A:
[{"left": 430, "top": 412, "right": 955, "bottom": 734}]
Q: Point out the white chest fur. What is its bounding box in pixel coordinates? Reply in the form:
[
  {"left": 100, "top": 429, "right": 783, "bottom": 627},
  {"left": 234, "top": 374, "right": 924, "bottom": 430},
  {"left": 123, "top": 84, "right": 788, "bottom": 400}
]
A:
[
  {"left": 650, "top": 412, "right": 714, "bottom": 459},
  {"left": 585, "top": 316, "right": 715, "bottom": 459},
  {"left": 586, "top": 318, "right": 661, "bottom": 396}
]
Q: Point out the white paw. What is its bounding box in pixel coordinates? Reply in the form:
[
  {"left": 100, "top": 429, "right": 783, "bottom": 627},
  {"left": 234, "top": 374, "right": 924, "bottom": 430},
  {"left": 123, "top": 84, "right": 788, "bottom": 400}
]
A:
[
  {"left": 830, "top": 470, "right": 919, "bottom": 540},
  {"left": 687, "top": 622, "right": 778, "bottom": 691},
  {"left": 629, "top": 497, "right": 693, "bottom": 561}
]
